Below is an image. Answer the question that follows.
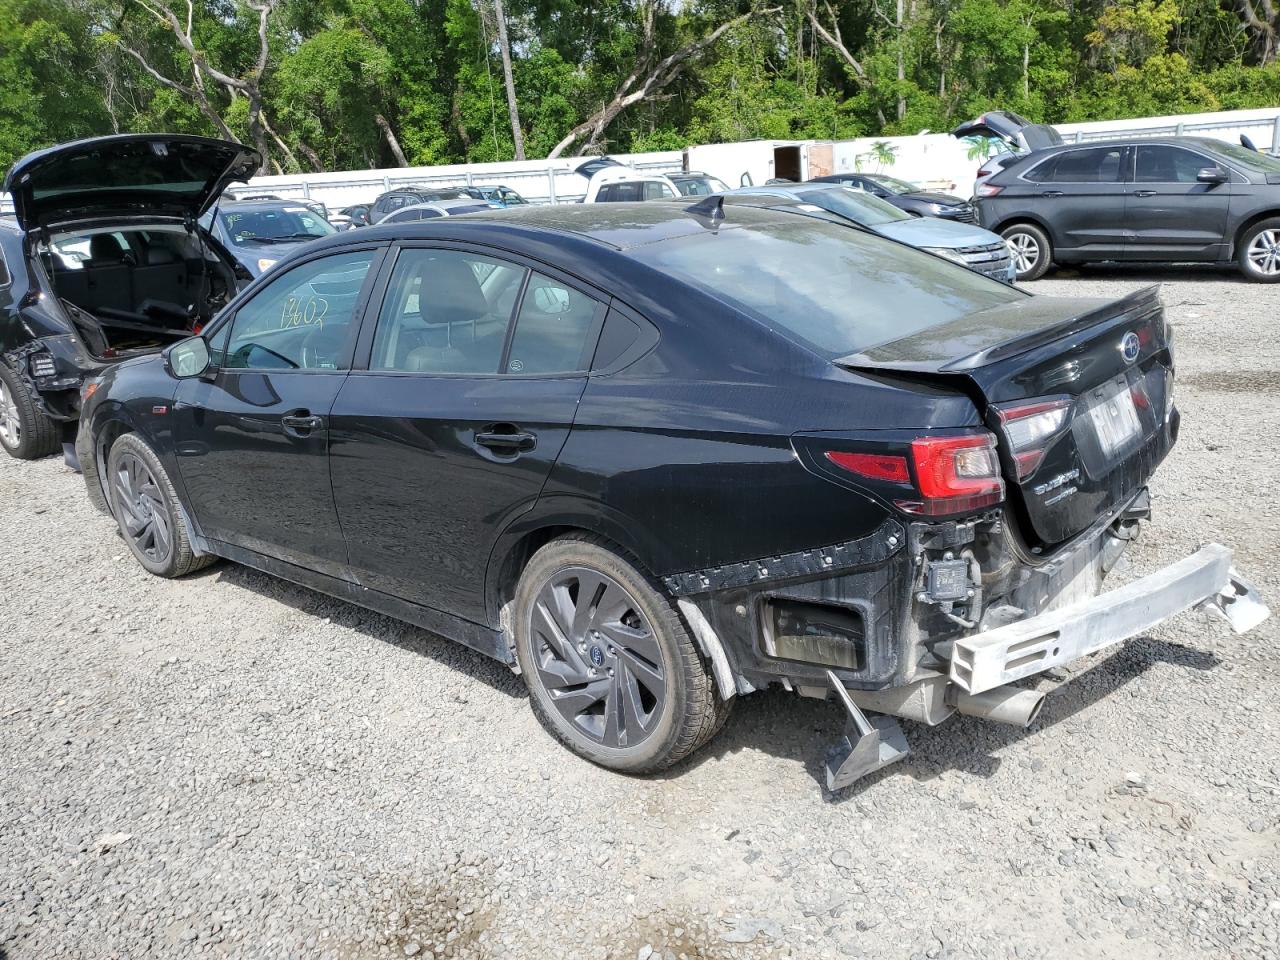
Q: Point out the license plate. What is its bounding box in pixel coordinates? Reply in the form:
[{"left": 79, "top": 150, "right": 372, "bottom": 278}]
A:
[{"left": 1088, "top": 384, "right": 1142, "bottom": 457}]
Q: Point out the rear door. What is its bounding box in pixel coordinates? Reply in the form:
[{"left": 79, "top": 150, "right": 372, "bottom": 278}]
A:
[
  {"left": 1019, "top": 145, "right": 1129, "bottom": 258},
  {"left": 172, "top": 246, "right": 384, "bottom": 578},
  {"left": 328, "top": 244, "right": 605, "bottom": 623},
  {"left": 1125, "top": 144, "right": 1232, "bottom": 260}
]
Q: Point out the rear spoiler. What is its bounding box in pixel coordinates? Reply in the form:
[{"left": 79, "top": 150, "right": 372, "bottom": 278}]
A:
[{"left": 835, "top": 285, "right": 1163, "bottom": 375}]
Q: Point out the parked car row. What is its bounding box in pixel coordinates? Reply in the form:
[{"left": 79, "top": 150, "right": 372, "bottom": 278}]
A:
[{"left": 1, "top": 132, "right": 1268, "bottom": 792}]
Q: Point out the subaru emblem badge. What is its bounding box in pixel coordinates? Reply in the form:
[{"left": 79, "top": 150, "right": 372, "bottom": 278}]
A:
[{"left": 1120, "top": 332, "right": 1140, "bottom": 364}]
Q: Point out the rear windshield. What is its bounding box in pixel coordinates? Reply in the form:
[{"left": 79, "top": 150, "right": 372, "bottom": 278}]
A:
[
  {"left": 631, "top": 219, "right": 1022, "bottom": 357},
  {"left": 218, "top": 206, "right": 335, "bottom": 246},
  {"left": 796, "top": 187, "right": 908, "bottom": 226}
]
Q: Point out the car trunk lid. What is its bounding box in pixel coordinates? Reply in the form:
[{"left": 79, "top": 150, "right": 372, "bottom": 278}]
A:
[
  {"left": 836, "top": 286, "right": 1175, "bottom": 547},
  {"left": 4, "top": 134, "right": 261, "bottom": 231},
  {"left": 950, "top": 111, "right": 1064, "bottom": 153}
]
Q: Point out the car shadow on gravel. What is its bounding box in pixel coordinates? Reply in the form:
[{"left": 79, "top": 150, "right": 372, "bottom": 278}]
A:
[
  {"left": 666, "top": 635, "right": 1220, "bottom": 801},
  {"left": 213, "top": 563, "right": 527, "bottom": 699},
  {"left": 1035, "top": 262, "right": 1247, "bottom": 284}
]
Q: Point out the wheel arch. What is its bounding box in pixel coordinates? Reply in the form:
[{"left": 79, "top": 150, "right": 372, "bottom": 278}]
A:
[
  {"left": 1230, "top": 209, "right": 1280, "bottom": 258},
  {"left": 990, "top": 213, "right": 1055, "bottom": 240}
]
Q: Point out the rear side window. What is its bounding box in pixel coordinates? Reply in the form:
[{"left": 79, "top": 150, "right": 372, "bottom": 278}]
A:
[
  {"left": 223, "top": 251, "right": 375, "bottom": 370},
  {"left": 597, "top": 183, "right": 643, "bottom": 203},
  {"left": 632, "top": 219, "right": 1021, "bottom": 359},
  {"left": 1026, "top": 147, "right": 1124, "bottom": 183},
  {"left": 370, "top": 249, "right": 526, "bottom": 374},
  {"left": 1135, "top": 146, "right": 1211, "bottom": 183},
  {"left": 642, "top": 181, "right": 676, "bottom": 200},
  {"left": 505, "top": 273, "right": 603, "bottom": 374}
]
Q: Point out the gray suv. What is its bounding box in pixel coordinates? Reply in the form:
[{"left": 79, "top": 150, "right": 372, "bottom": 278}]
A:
[{"left": 970, "top": 130, "right": 1280, "bottom": 282}]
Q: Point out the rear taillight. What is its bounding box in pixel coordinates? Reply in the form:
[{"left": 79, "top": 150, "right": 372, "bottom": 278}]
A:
[
  {"left": 825, "top": 432, "right": 1004, "bottom": 516},
  {"left": 975, "top": 183, "right": 1003, "bottom": 197},
  {"left": 995, "top": 398, "right": 1072, "bottom": 479}
]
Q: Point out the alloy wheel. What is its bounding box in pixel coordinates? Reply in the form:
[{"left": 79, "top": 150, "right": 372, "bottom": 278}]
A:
[
  {"left": 1247, "top": 229, "right": 1280, "bottom": 276},
  {"left": 528, "top": 567, "right": 667, "bottom": 749},
  {"left": 0, "top": 380, "right": 20, "bottom": 448},
  {"left": 1008, "top": 233, "right": 1040, "bottom": 274},
  {"left": 112, "top": 452, "right": 173, "bottom": 563}
]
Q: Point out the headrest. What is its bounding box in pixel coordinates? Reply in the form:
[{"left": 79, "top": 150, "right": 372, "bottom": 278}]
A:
[
  {"left": 144, "top": 246, "right": 179, "bottom": 266},
  {"left": 89, "top": 234, "right": 125, "bottom": 262}
]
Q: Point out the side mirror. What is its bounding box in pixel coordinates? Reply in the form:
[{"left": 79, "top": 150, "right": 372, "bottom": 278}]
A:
[
  {"left": 1197, "top": 166, "right": 1228, "bottom": 184},
  {"left": 167, "top": 336, "right": 212, "bottom": 379}
]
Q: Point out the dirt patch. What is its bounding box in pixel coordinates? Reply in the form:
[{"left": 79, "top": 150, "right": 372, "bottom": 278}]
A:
[{"left": 1183, "top": 369, "right": 1280, "bottom": 393}]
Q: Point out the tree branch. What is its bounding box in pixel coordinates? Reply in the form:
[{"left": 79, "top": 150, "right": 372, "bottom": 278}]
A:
[{"left": 375, "top": 113, "right": 409, "bottom": 166}]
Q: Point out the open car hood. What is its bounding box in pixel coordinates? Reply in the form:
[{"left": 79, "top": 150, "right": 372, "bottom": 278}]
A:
[
  {"left": 950, "top": 111, "right": 1063, "bottom": 153},
  {"left": 4, "top": 134, "right": 261, "bottom": 231}
]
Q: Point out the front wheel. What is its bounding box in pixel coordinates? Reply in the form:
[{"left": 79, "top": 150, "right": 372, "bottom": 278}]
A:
[
  {"left": 513, "top": 535, "right": 729, "bottom": 774},
  {"left": 1237, "top": 218, "right": 1280, "bottom": 283},
  {"left": 106, "top": 433, "right": 215, "bottom": 578},
  {"left": 0, "top": 362, "right": 59, "bottom": 460},
  {"left": 1001, "top": 223, "right": 1053, "bottom": 281}
]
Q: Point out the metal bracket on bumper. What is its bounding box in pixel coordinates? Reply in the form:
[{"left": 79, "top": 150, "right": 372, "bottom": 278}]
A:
[
  {"left": 823, "top": 669, "right": 910, "bottom": 791},
  {"left": 951, "top": 543, "right": 1270, "bottom": 695}
]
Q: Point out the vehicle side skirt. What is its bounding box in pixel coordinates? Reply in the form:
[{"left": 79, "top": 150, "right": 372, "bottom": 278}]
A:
[{"left": 206, "top": 539, "right": 513, "bottom": 664}]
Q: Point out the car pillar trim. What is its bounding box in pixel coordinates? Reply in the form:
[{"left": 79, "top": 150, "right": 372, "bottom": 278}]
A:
[{"left": 661, "top": 518, "right": 906, "bottom": 596}]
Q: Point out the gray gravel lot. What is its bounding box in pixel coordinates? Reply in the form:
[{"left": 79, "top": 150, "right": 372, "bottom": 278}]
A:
[{"left": 3, "top": 264, "right": 1279, "bottom": 960}]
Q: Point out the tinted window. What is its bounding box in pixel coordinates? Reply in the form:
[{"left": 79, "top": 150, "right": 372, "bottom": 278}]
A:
[
  {"left": 506, "top": 273, "right": 602, "bottom": 373},
  {"left": 223, "top": 251, "right": 374, "bottom": 370},
  {"left": 0, "top": 245, "right": 9, "bottom": 286},
  {"left": 385, "top": 208, "right": 424, "bottom": 223},
  {"left": 1135, "top": 145, "right": 1212, "bottom": 183},
  {"left": 1029, "top": 147, "right": 1124, "bottom": 183},
  {"left": 371, "top": 249, "right": 526, "bottom": 374},
  {"left": 632, "top": 219, "right": 1020, "bottom": 358},
  {"left": 597, "top": 182, "right": 643, "bottom": 202}
]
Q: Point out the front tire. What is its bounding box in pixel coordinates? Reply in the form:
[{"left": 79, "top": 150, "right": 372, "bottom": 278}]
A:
[
  {"left": 1237, "top": 218, "right": 1280, "bottom": 283},
  {"left": 513, "top": 535, "right": 729, "bottom": 774},
  {"left": 1001, "top": 222, "right": 1053, "bottom": 281},
  {"left": 0, "top": 362, "right": 59, "bottom": 460},
  {"left": 106, "top": 433, "right": 215, "bottom": 578}
]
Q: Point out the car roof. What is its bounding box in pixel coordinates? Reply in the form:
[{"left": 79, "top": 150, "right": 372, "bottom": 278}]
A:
[
  {"left": 304, "top": 200, "right": 805, "bottom": 253},
  {"left": 1030, "top": 135, "right": 1236, "bottom": 154},
  {"left": 398, "top": 199, "right": 496, "bottom": 213}
]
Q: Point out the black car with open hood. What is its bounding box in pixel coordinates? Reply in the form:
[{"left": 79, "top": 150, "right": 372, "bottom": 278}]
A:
[{"left": 0, "top": 134, "right": 259, "bottom": 465}]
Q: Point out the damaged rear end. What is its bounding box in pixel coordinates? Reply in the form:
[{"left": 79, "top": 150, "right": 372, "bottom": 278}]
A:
[{"left": 697, "top": 285, "right": 1266, "bottom": 790}]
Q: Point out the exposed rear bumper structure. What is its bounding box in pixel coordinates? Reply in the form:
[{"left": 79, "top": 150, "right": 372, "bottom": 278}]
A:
[
  {"left": 949, "top": 543, "right": 1268, "bottom": 695},
  {"left": 824, "top": 542, "right": 1269, "bottom": 791}
]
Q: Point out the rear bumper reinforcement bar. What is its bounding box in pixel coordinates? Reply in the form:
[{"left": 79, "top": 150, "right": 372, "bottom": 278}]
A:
[{"left": 950, "top": 542, "right": 1269, "bottom": 695}]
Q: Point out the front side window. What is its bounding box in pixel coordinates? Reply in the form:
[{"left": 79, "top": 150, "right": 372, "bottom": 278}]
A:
[
  {"left": 370, "top": 249, "right": 526, "bottom": 374},
  {"left": 642, "top": 181, "right": 677, "bottom": 200},
  {"left": 1135, "top": 145, "right": 1213, "bottom": 183},
  {"left": 505, "top": 273, "right": 603, "bottom": 374},
  {"left": 222, "top": 250, "right": 375, "bottom": 371}
]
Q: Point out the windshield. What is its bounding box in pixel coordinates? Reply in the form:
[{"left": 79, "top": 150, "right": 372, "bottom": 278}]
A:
[
  {"left": 631, "top": 218, "right": 1021, "bottom": 357},
  {"left": 675, "top": 176, "right": 730, "bottom": 196},
  {"left": 218, "top": 206, "right": 336, "bottom": 245},
  {"left": 1209, "top": 141, "right": 1280, "bottom": 174},
  {"left": 796, "top": 187, "right": 909, "bottom": 226},
  {"left": 866, "top": 175, "right": 918, "bottom": 194}
]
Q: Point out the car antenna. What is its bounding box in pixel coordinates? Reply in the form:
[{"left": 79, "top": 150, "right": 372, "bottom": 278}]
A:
[{"left": 684, "top": 194, "right": 724, "bottom": 226}]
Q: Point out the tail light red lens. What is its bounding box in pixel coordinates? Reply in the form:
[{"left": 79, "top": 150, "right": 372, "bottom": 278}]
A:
[
  {"left": 975, "top": 183, "right": 1003, "bottom": 197},
  {"left": 823, "top": 432, "right": 1004, "bottom": 517},
  {"left": 995, "top": 398, "right": 1072, "bottom": 479},
  {"left": 824, "top": 451, "right": 910, "bottom": 483}
]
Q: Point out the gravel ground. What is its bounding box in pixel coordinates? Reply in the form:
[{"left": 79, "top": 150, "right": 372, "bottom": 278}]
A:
[{"left": 2, "top": 264, "right": 1279, "bottom": 960}]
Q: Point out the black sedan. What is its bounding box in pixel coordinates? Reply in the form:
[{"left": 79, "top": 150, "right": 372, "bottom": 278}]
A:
[
  {"left": 808, "top": 172, "right": 976, "bottom": 221},
  {"left": 75, "top": 202, "right": 1266, "bottom": 787}
]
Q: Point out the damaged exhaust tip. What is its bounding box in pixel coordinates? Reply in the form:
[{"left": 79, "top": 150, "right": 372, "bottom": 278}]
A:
[{"left": 950, "top": 685, "right": 1046, "bottom": 728}]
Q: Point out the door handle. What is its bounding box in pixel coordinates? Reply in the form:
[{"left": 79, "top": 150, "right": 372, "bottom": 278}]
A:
[
  {"left": 281, "top": 411, "right": 324, "bottom": 437},
  {"left": 1134, "top": 190, "right": 1157, "bottom": 198},
  {"left": 1040, "top": 190, "right": 1064, "bottom": 198},
  {"left": 475, "top": 427, "right": 537, "bottom": 454}
]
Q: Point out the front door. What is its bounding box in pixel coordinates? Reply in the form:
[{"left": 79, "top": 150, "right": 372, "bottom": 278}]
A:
[
  {"left": 329, "top": 245, "right": 604, "bottom": 623},
  {"left": 1021, "top": 144, "right": 1129, "bottom": 259},
  {"left": 1125, "top": 144, "right": 1232, "bottom": 260},
  {"left": 172, "top": 247, "right": 382, "bottom": 579}
]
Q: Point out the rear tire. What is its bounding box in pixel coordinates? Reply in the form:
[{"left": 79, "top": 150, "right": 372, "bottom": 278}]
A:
[
  {"left": 1001, "top": 222, "right": 1053, "bottom": 281},
  {"left": 513, "top": 534, "right": 730, "bottom": 774},
  {"left": 106, "top": 433, "right": 215, "bottom": 578},
  {"left": 1237, "top": 218, "right": 1280, "bottom": 283},
  {"left": 0, "top": 362, "right": 60, "bottom": 460}
]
